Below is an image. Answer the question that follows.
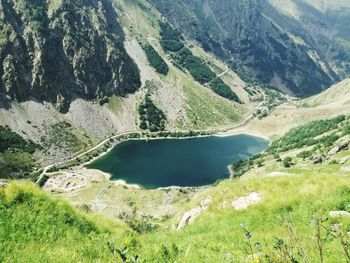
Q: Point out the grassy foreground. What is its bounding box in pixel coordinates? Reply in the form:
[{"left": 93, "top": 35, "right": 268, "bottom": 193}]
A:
[
  {"left": 1, "top": 169, "right": 350, "bottom": 262},
  {"left": 0, "top": 182, "right": 130, "bottom": 262}
]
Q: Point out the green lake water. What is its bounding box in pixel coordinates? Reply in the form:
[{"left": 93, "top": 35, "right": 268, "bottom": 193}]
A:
[{"left": 87, "top": 134, "right": 268, "bottom": 189}]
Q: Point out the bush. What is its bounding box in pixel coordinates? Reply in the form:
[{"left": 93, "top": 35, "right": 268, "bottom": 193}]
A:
[
  {"left": 282, "top": 157, "right": 293, "bottom": 168},
  {"left": 297, "top": 151, "right": 312, "bottom": 159}
]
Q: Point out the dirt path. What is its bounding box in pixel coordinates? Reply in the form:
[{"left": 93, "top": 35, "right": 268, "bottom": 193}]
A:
[{"left": 217, "top": 65, "right": 229, "bottom": 77}]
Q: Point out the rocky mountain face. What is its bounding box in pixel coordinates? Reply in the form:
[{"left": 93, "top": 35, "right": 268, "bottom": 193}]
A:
[
  {"left": 149, "top": 0, "right": 350, "bottom": 96},
  {"left": 0, "top": 0, "right": 141, "bottom": 112}
]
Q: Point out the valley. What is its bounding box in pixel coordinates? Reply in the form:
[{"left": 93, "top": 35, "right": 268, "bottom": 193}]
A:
[{"left": 1, "top": 0, "right": 350, "bottom": 262}]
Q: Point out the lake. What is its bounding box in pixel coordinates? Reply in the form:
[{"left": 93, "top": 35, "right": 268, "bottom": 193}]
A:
[{"left": 87, "top": 134, "right": 269, "bottom": 189}]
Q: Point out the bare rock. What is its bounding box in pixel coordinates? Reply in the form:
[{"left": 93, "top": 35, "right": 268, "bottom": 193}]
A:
[
  {"left": 232, "top": 192, "right": 262, "bottom": 210},
  {"left": 328, "top": 135, "right": 350, "bottom": 156},
  {"left": 0, "top": 180, "right": 7, "bottom": 188},
  {"left": 339, "top": 157, "right": 350, "bottom": 165},
  {"left": 177, "top": 197, "right": 212, "bottom": 230},
  {"left": 329, "top": 211, "right": 350, "bottom": 218}
]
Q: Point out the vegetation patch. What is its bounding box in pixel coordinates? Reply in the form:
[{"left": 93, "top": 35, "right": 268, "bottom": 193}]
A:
[
  {"left": 209, "top": 77, "right": 241, "bottom": 103},
  {"left": 0, "top": 126, "right": 39, "bottom": 179},
  {"left": 139, "top": 95, "right": 167, "bottom": 132},
  {"left": 269, "top": 115, "right": 345, "bottom": 153},
  {"left": 41, "top": 122, "right": 89, "bottom": 154},
  {"left": 0, "top": 182, "right": 129, "bottom": 262},
  {"left": 142, "top": 43, "right": 169, "bottom": 75}
]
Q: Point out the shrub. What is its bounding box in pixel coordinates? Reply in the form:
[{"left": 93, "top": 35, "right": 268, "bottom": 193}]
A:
[
  {"left": 297, "top": 151, "right": 312, "bottom": 159},
  {"left": 269, "top": 115, "right": 345, "bottom": 153},
  {"left": 283, "top": 157, "right": 293, "bottom": 168}
]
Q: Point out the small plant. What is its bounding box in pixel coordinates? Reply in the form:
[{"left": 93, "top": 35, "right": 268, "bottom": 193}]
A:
[
  {"left": 297, "top": 151, "right": 312, "bottom": 159},
  {"left": 256, "top": 159, "right": 264, "bottom": 167},
  {"left": 282, "top": 157, "right": 293, "bottom": 168},
  {"left": 108, "top": 236, "right": 142, "bottom": 263}
]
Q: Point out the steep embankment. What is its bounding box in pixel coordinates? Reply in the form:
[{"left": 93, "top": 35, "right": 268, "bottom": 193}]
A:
[{"left": 0, "top": 182, "right": 130, "bottom": 262}]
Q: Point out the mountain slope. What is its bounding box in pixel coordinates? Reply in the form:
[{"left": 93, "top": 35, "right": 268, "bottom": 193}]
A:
[
  {"left": 227, "top": 77, "right": 350, "bottom": 139},
  {"left": 0, "top": 0, "right": 263, "bottom": 166},
  {"left": 0, "top": 0, "right": 141, "bottom": 112},
  {"left": 149, "top": 0, "right": 350, "bottom": 96}
]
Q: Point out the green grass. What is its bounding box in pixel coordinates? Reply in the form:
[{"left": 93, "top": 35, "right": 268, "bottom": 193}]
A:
[
  {"left": 135, "top": 172, "right": 350, "bottom": 262},
  {"left": 0, "top": 182, "right": 130, "bottom": 262},
  {"left": 2, "top": 167, "right": 350, "bottom": 262},
  {"left": 168, "top": 69, "right": 242, "bottom": 129}
]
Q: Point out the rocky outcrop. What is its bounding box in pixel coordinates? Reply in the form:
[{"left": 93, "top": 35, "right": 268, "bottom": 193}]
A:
[
  {"left": 329, "top": 211, "right": 350, "bottom": 218},
  {"left": 328, "top": 135, "right": 350, "bottom": 156},
  {"left": 232, "top": 192, "right": 262, "bottom": 210},
  {"left": 0, "top": 0, "right": 141, "bottom": 112},
  {"left": 177, "top": 197, "right": 212, "bottom": 230}
]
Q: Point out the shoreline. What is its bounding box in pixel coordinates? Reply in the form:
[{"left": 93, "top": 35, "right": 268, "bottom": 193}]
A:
[
  {"left": 80, "top": 131, "right": 268, "bottom": 190},
  {"left": 42, "top": 125, "right": 270, "bottom": 190},
  {"left": 82, "top": 130, "right": 269, "bottom": 170}
]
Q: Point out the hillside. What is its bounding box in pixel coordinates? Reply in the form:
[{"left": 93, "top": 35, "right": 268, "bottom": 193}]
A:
[
  {"left": 0, "top": 182, "right": 130, "bottom": 262},
  {"left": 225, "top": 77, "right": 350, "bottom": 139},
  {"left": 3, "top": 115, "right": 350, "bottom": 261},
  {"left": 0, "top": 0, "right": 267, "bottom": 167},
  {"left": 0, "top": 0, "right": 141, "bottom": 113},
  {"left": 149, "top": 0, "right": 350, "bottom": 96}
]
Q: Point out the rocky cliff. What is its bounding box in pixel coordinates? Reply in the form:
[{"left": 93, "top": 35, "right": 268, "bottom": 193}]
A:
[{"left": 0, "top": 0, "right": 141, "bottom": 112}]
